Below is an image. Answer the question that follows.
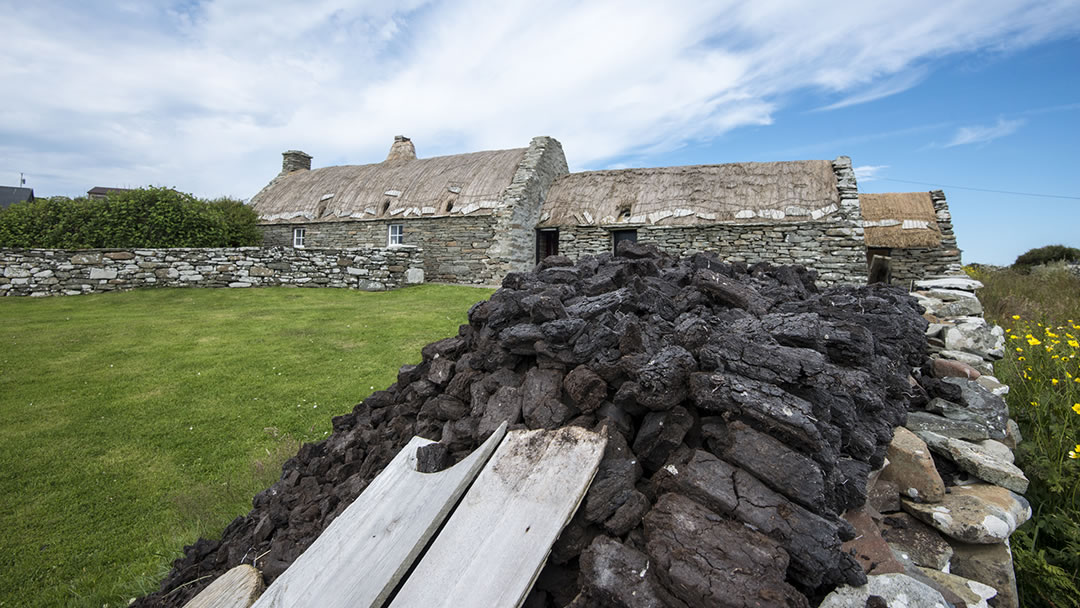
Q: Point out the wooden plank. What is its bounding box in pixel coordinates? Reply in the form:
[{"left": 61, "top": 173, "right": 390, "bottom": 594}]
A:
[
  {"left": 182, "top": 564, "right": 263, "bottom": 608},
  {"left": 251, "top": 422, "right": 507, "bottom": 608},
  {"left": 389, "top": 426, "right": 607, "bottom": 608}
]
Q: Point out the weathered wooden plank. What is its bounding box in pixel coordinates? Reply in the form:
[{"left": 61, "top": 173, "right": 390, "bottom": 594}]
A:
[
  {"left": 182, "top": 564, "right": 263, "bottom": 608},
  {"left": 251, "top": 422, "right": 507, "bottom": 608},
  {"left": 389, "top": 426, "right": 607, "bottom": 608}
]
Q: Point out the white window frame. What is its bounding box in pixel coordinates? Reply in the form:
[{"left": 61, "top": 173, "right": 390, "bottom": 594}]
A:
[
  {"left": 293, "top": 227, "right": 305, "bottom": 248},
  {"left": 388, "top": 223, "right": 404, "bottom": 246}
]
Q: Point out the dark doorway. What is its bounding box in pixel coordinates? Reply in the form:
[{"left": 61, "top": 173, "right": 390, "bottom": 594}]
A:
[
  {"left": 536, "top": 229, "right": 559, "bottom": 263},
  {"left": 866, "top": 247, "right": 891, "bottom": 266},
  {"left": 611, "top": 229, "right": 638, "bottom": 252}
]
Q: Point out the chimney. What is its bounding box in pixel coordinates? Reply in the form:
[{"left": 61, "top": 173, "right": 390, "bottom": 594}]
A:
[
  {"left": 386, "top": 136, "right": 417, "bottom": 162},
  {"left": 282, "top": 150, "right": 312, "bottom": 174}
]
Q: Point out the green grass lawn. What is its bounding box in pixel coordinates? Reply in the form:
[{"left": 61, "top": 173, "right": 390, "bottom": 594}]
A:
[{"left": 0, "top": 284, "right": 493, "bottom": 608}]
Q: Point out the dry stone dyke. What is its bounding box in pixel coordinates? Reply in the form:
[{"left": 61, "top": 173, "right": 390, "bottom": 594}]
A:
[{"left": 0, "top": 246, "right": 424, "bottom": 296}]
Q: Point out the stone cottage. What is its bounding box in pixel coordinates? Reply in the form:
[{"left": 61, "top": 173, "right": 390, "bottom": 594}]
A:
[
  {"left": 252, "top": 137, "right": 962, "bottom": 287},
  {"left": 860, "top": 190, "right": 963, "bottom": 285},
  {"left": 252, "top": 136, "right": 568, "bottom": 284},
  {"left": 535, "top": 156, "right": 867, "bottom": 284}
]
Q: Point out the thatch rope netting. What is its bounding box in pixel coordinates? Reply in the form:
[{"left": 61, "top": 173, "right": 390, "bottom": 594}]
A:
[
  {"left": 251, "top": 148, "right": 527, "bottom": 223},
  {"left": 538, "top": 160, "right": 841, "bottom": 227},
  {"left": 861, "top": 192, "right": 942, "bottom": 249}
]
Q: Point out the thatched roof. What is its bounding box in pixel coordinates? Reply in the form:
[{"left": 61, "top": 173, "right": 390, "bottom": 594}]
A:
[
  {"left": 537, "top": 160, "right": 840, "bottom": 228},
  {"left": 861, "top": 192, "right": 942, "bottom": 249},
  {"left": 252, "top": 147, "right": 527, "bottom": 223}
]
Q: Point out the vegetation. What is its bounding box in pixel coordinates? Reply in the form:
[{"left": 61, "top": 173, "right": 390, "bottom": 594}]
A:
[
  {"left": 0, "top": 285, "right": 493, "bottom": 608},
  {"left": 968, "top": 263, "right": 1080, "bottom": 607},
  {"left": 1013, "top": 244, "right": 1080, "bottom": 271},
  {"left": 0, "top": 187, "right": 262, "bottom": 249}
]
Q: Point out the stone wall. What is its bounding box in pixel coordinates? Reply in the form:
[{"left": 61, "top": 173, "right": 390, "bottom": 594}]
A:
[
  {"left": 0, "top": 246, "right": 424, "bottom": 297},
  {"left": 485, "top": 136, "right": 569, "bottom": 278},
  {"left": 261, "top": 216, "right": 498, "bottom": 285}
]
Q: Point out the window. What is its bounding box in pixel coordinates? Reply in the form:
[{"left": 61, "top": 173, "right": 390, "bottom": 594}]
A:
[
  {"left": 293, "top": 227, "right": 305, "bottom": 248},
  {"left": 611, "top": 229, "right": 637, "bottom": 252},
  {"left": 388, "top": 224, "right": 404, "bottom": 246}
]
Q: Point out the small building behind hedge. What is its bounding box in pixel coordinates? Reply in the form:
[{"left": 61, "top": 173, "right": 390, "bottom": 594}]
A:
[{"left": 0, "top": 186, "right": 34, "bottom": 210}]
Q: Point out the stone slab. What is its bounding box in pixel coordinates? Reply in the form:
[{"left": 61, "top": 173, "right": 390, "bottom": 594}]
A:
[{"left": 901, "top": 484, "right": 1030, "bottom": 544}]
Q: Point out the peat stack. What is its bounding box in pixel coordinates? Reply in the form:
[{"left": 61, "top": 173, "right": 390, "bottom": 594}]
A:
[{"left": 138, "top": 243, "right": 929, "bottom": 607}]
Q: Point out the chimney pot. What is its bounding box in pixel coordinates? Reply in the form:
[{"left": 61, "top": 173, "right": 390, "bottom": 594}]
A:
[
  {"left": 386, "top": 136, "right": 417, "bottom": 162},
  {"left": 282, "top": 150, "right": 312, "bottom": 174}
]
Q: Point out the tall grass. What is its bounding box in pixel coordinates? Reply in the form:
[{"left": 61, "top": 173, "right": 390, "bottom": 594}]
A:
[{"left": 968, "top": 263, "right": 1080, "bottom": 607}]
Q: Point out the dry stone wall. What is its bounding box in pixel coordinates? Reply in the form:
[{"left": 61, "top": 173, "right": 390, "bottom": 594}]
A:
[
  {"left": 485, "top": 136, "right": 569, "bottom": 278},
  {"left": 0, "top": 246, "right": 424, "bottom": 297},
  {"left": 261, "top": 216, "right": 498, "bottom": 284},
  {"left": 556, "top": 220, "right": 866, "bottom": 287}
]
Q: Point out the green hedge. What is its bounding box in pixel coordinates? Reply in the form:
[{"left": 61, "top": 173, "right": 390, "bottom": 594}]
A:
[
  {"left": 0, "top": 187, "right": 262, "bottom": 249},
  {"left": 1014, "top": 244, "right": 1080, "bottom": 269}
]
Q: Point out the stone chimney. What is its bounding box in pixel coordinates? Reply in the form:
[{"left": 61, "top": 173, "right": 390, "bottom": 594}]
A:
[
  {"left": 386, "top": 136, "right": 417, "bottom": 162},
  {"left": 282, "top": 150, "right": 312, "bottom": 174}
]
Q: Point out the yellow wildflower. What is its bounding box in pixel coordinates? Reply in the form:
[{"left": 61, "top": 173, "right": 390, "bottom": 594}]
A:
[
  {"left": 1010, "top": 335, "right": 1020, "bottom": 340},
  {"left": 1052, "top": 378, "right": 1060, "bottom": 385},
  {"left": 1030, "top": 401, "right": 1039, "bottom": 407},
  {"left": 1046, "top": 330, "right": 1059, "bottom": 338},
  {"left": 1069, "top": 339, "right": 1079, "bottom": 348},
  {"left": 1027, "top": 336, "right": 1042, "bottom": 346},
  {"left": 1012, "top": 315, "right": 1021, "bottom": 320},
  {"left": 1018, "top": 356, "right": 1026, "bottom": 361},
  {"left": 1073, "top": 404, "right": 1080, "bottom": 415},
  {"left": 1016, "top": 347, "right": 1024, "bottom": 352},
  {"left": 1071, "top": 444, "right": 1080, "bottom": 459}
]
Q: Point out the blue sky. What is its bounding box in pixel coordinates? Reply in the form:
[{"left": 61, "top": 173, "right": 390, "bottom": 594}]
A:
[{"left": 1, "top": 1, "right": 1077, "bottom": 265}]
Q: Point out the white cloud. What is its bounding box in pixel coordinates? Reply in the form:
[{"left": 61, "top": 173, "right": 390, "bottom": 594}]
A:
[
  {"left": 853, "top": 165, "right": 889, "bottom": 182},
  {"left": 814, "top": 68, "right": 928, "bottom": 111},
  {"left": 1, "top": 0, "right": 1078, "bottom": 198},
  {"left": 945, "top": 118, "right": 1026, "bottom": 147}
]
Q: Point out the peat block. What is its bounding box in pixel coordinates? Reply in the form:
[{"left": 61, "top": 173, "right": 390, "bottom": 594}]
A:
[{"left": 136, "top": 244, "right": 929, "bottom": 607}]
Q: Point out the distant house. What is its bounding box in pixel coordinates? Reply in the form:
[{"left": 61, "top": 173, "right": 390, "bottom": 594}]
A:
[
  {"left": 0, "top": 186, "right": 34, "bottom": 210},
  {"left": 87, "top": 186, "right": 131, "bottom": 200},
  {"left": 860, "top": 190, "right": 962, "bottom": 284}
]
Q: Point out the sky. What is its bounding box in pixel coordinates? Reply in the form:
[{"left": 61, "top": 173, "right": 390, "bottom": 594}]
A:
[{"left": 1, "top": 0, "right": 1078, "bottom": 265}]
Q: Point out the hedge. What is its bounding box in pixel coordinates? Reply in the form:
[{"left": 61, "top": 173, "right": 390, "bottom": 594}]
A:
[{"left": 0, "top": 187, "right": 262, "bottom": 249}]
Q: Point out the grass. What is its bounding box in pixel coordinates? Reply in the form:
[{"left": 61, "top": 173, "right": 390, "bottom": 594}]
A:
[
  {"left": 968, "top": 262, "right": 1080, "bottom": 607},
  {"left": 0, "top": 284, "right": 493, "bottom": 608}
]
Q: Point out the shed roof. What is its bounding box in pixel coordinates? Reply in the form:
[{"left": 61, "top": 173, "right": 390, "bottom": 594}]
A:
[
  {"left": 537, "top": 160, "right": 841, "bottom": 228},
  {"left": 252, "top": 147, "right": 527, "bottom": 223},
  {"left": 87, "top": 186, "right": 131, "bottom": 196},
  {"left": 0, "top": 186, "right": 34, "bottom": 210},
  {"left": 860, "top": 192, "right": 942, "bottom": 249}
]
